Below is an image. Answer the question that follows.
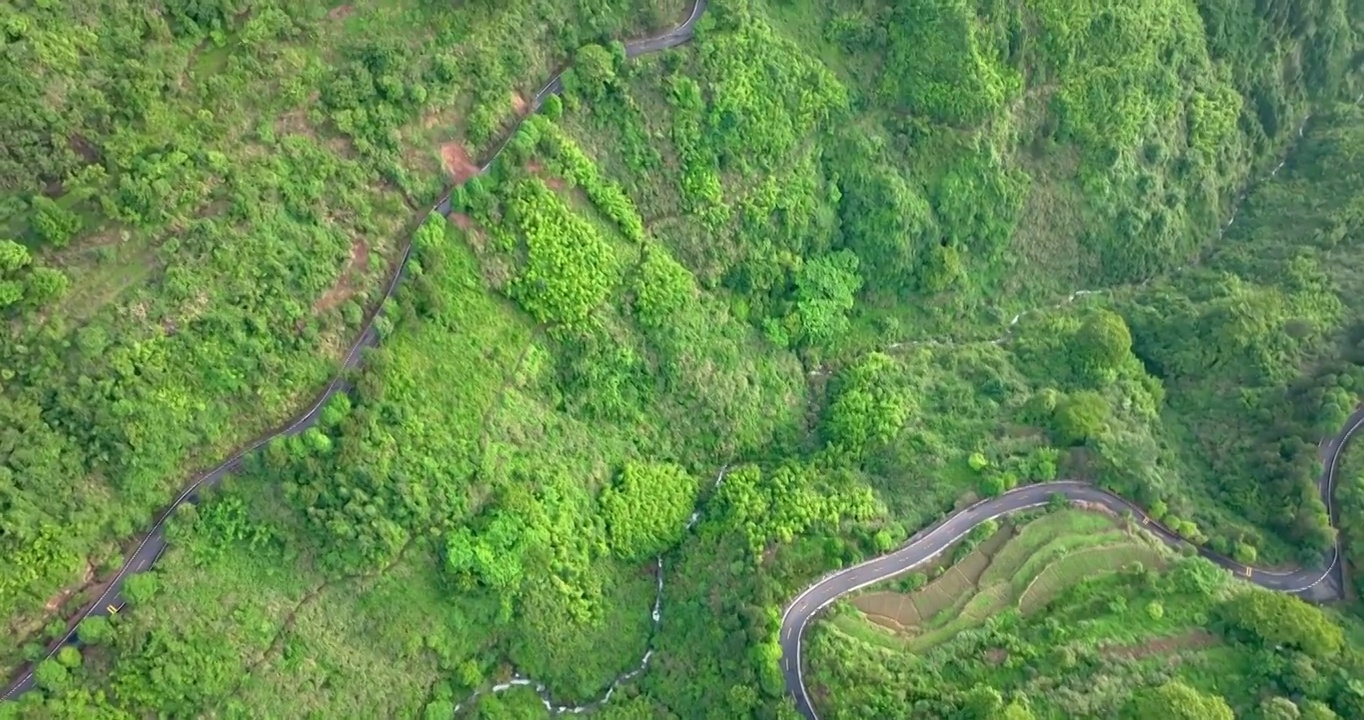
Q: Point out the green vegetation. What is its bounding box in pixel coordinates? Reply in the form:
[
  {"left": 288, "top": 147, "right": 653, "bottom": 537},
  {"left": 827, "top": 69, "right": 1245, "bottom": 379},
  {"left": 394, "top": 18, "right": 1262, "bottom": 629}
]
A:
[
  {"left": 0, "top": 0, "right": 687, "bottom": 677},
  {"left": 848, "top": 510, "right": 1171, "bottom": 651},
  {"left": 810, "top": 545, "right": 1364, "bottom": 719},
  {"left": 600, "top": 462, "right": 700, "bottom": 560},
  {"left": 6, "top": 0, "right": 1364, "bottom": 716}
]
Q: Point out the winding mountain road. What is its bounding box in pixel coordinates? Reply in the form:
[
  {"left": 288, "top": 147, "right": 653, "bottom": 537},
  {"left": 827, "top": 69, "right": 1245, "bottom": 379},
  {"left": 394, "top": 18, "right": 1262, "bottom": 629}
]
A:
[
  {"left": 0, "top": 0, "right": 708, "bottom": 703},
  {"left": 5, "top": 1, "right": 1358, "bottom": 717},
  {"left": 779, "top": 404, "right": 1364, "bottom": 720}
]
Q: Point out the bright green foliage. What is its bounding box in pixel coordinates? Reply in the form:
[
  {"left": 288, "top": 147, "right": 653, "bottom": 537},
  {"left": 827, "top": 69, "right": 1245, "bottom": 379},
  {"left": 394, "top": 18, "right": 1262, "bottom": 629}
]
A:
[
  {"left": 833, "top": 155, "right": 937, "bottom": 297},
  {"left": 0, "top": 240, "right": 30, "bottom": 272},
  {"left": 1123, "top": 680, "right": 1234, "bottom": 720},
  {"left": 791, "top": 250, "right": 863, "bottom": 349},
  {"left": 25, "top": 266, "right": 70, "bottom": 304},
  {"left": 1162, "top": 556, "right": 1228, "bottom": 599},
  {"left": 599, "top": 462, "right": 699, "bottom": 560},
  {"left": 1260, "top": 697, "right": 1303, "bottom": 720},
  {"left": 960, "top": 685, "right": 1005, "bottom": 718},
  {"left": 0, "top": 0, "right": 685, "bottom": 667},
  {"left": 29, "top": 196, "right": 82, "bottom": 247},
  {"left": 632, "top": 243, "right": 696, "bottom": 327},
  {"left": 9, "top": 0, "right": 1364, "bottom": 715},
  {"left": 534, "top": 118, "right": 646, "bottom": 242},
  {"left": 1218, "top": 590, "right": 1344, "bottom": 658},
  {"left": 665, "top": 75, "right": 730, "bottom": 229},
  {"left": 876, "top": 0, "right": 1018, "bottom": 126},
  {"left": 715, "top": 464, "right": 881, "bottom": 557},
  {"left": 1073, "top": 311, "right": 1133, "bottom": 385},
  {"left": 1045, "top": 2, "right": 1201, "bottom": 158},
  {"left": 76, "top": 616, "right": 111, "bottom": 645},
  {"left": 542, "top": 94, "right": 564, "bottom": 121},
  {"left": 1187, "top": 83, "right": 1244, "bottom": 165},
  {"left": 1052, "top": 391, "right": 1109, "bottom": 445},
  {"left": 319, "top": 393, "right": 352, "bottom": 429},
  {"left": 700, "top": 3, "right": 849, "bottom": 174},
  {"left": 56, "top": 646, "right": 82, "bottom": 668},
  {"left": 823, "top": 352, "right": 911, "bottom": 456},
  {"left": 121, "top": 574, "right": 159, "bottom": 605},
  {"left": 0, "top": 238, "right": 68, "bottom": 310},
  {"left": 33, "top": 658, "right": 70, "bottom": 692},
  {"left": 503, "top": 177, "right": 621, "bottom": 326},
  {"left": 931, "top": 141, "right": 1027, "bottom": 262},
  {"left": 1232, "top": 542, "right": 1257, "bottom": 564},
  {"left": 565, "top": 44, "right": 620, "bottom": 101},
  {"left": 0, "top": 280, "right": 22, "bottom": 308},
  {"left": 445, "top": 511, "right": 532, "bottom": 592},
  {"left": 444, "top": 468, "right": 610, "bottom": 630}
]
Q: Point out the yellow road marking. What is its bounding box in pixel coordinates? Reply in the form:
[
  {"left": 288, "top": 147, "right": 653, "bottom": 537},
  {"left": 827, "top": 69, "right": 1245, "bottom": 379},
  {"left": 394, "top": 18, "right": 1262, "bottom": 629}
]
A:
[
  {"left": 1243, "top": 567, "right": 1252, "bottom": 578},
  {"left": 106, "top": 604, "right": 119, "bottom": 614}
]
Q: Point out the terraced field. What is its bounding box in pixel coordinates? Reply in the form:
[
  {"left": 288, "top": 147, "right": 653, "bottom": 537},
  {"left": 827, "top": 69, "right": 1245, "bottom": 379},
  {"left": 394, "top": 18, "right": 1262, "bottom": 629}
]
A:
[{"left": 847, "top": 510, "right": 1169, "bottom": 651}]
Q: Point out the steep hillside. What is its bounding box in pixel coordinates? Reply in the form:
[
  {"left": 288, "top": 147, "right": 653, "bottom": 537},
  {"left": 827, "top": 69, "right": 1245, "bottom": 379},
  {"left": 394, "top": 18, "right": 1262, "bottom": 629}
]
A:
[
  {"left": 5, "top": 0, "right": 1364, "bottom": 717},
  {"left": 0, "top": 0, "right": 683, "bottom": 671},
  {"left": 807, "top": 512, "right": 1364, "bottom": 719}
]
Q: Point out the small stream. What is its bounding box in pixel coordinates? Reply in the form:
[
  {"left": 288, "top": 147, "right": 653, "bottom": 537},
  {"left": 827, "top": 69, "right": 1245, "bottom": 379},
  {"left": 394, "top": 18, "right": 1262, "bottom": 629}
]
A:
[
  {"left": 451, "top": 89, "right": 1364, "bottom": 719},
  {"left": 451, "top": 467, "right": 728, "bottom": 716}
]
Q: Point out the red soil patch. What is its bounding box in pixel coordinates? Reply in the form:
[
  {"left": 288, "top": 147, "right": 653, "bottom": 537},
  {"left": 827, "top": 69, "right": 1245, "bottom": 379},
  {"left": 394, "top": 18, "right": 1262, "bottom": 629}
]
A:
[
  {"left": 526, "top": 159, "right": 566, "bottom": 191},
  {"left": 440, "top": 142, "right": 479, "bottom": 183},
  {"left": 9, "top": 559, "right": 100, "bottom": 648},
  {"left": 446, "top": 212, "right": 489, "bottom": 256},
  {"left": 512, "top": 91, "right": 530, "bottom": 116},
  {"left": 1101, "top": 630, "right": 1217, "bottom": 662},
  {"left": 314, "top": 238, "right": 370, "bottom": 315},
  {"left": 1072, "top": 499, "right": 1119, "bottom": 518},
  {"left": 41, "top": 561, "right": 96, "bottom": 614},
  {"left": 68, "top": 134, "right": 100, "bottom": 164},
  {"left": 327, "top": 4, "right": 353, "bottom": 20},
  {"left": 275, "top": 109, "right": 312, "bottom": 136}
]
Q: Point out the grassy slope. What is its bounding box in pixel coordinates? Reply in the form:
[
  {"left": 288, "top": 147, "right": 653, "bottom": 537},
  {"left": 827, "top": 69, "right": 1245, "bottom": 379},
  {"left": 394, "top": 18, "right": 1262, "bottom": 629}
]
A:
[
  {"left": 807, "top": 516, "right": 1351, "bottom": 719},
  {"left": 0, "top": 0, "right": 688, "bottom": 665},
  {"left": 16, "top": 77, "right": 811, "bottom": 714},
  {"left": 845, "top": 509, "right": 1168, "bottom": 651}
]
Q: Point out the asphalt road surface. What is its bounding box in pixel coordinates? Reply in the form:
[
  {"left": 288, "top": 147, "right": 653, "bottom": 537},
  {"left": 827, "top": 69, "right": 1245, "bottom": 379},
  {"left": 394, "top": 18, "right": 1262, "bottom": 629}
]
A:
[
  {"left": 0, "top": 0, "right": 708, "bottom": 703},
  {"left": 780, "top": 403, "right": 1364, "bottom": 720}
]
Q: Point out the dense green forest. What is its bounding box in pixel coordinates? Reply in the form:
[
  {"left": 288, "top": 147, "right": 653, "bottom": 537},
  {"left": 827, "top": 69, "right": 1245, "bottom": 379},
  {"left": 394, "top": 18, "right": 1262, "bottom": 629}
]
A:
[{"left": 5, "top": 0, "right": 1364, "bottom": 716}]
